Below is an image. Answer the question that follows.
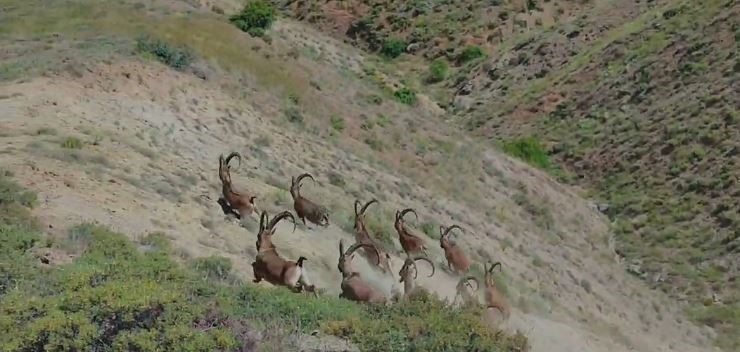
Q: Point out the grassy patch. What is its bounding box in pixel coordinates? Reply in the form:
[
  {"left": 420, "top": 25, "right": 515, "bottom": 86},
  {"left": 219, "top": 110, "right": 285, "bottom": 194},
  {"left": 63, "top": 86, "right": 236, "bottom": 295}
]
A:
[
  {"left": 502, "top": 136, "right": 550, "bottom": 169},
  {"left": 136, "top": 36, "right": 194, "bottom": 71}
]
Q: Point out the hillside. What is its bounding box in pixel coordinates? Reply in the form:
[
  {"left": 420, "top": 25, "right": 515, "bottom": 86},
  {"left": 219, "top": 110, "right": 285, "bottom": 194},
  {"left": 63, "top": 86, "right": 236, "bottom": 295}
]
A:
[
  {"left": 271, "top": 0, "right": 740, "bottom": 349},
  {"left": 0, "top": 0, "right": 729, "bottom": 351}
]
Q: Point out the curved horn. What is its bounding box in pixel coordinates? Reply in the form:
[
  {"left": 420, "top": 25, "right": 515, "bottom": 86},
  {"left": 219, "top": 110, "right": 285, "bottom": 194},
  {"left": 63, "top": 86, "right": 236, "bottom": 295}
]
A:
[
  {"left": 224, "top": 152, "right": 242, "bottom": 171},
  {"left": 360, "top": 199, "right": 378, "bottom": 215},
  {"left": 344, "top": 243, "right": 380, "bottom": 265},
  {"left": 399, "top": 208, "right": 418, "bottom": 222},
  {"left": 354, "top": 200, "right": 361, "bottom": 216},
  {"left": 267, "top": 211, "right": 296, "bottom": 234},
  {"left": 462, "top": 276, "right": 480, "bottom": 291},
  {"left": 442, "top": 224, "right": 464, "bottom": 238},
  {"left": 339, "top": 239, "right": 346, "bottom": 257},
  {"left": 487, "top": 261, "right": 502, "bottom": 274},
  {"left": 295, "top": 173, "right": 315, "bottom": 188},
  {"left": 259, "top": 211, "right": 268, "bottom": 232},
  {"left": 413, "top": 256, "right": 435, "bottom": 279}
]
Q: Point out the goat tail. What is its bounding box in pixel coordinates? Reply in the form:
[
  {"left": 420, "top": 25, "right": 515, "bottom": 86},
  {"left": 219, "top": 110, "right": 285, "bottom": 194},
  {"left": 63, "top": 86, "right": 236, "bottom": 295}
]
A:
[{"left": 297, "top": 256, "right": 308, "bottom": 267}]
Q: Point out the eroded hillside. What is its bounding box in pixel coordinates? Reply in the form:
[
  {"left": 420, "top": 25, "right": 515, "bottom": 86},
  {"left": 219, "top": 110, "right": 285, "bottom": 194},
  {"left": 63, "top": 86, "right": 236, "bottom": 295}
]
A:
[
  {"left": 0, "top": 0, "right": 727, "bottom": 351},
  {"left": 270, "top": 0, "right": 739, "bottom": 349}
]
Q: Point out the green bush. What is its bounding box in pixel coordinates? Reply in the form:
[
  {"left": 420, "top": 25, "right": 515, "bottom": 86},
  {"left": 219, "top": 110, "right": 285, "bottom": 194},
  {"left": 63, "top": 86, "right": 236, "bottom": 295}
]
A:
[
  {"left": 230, "top": 0, "right": 275, "bottom": 35},
  {"left": 394, "top": 87, "right": 418, "bottom": 106},
  {"left": 457, "top": 45, "right": 486, "bottom": 63},
  {"left": 502, "top": 136, "right": 551, "bottom": 169},
  {"left": 135, "top": 36, "right": 194, "bottom": 71},
  {"left": 381, "top": 38, "right": 406, "bottom": 58},
  {"left": 426, "top": 59, "right": 448, "bottom": 83}
]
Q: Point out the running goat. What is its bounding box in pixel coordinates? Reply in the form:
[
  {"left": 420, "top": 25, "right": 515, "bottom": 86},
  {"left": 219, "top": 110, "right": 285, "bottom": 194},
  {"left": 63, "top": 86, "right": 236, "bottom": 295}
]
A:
[
  {"left": 218, "top": 152, "right": 258, "bottom": 219},
  {"left": 393, "top": 208, "right": 428, "bottom": 256},
  {"left": 252, "top": 211, "right": 316, "bottom": 295},
  {"left": 439, "top": 224, "right": 471, "bottom": 274},
  {"left": 290, "top": 173, "right": 329, "bottom": 228},
  {"left": 337, "top": 239, "right": 387, "bottom": 304},
  {"left": 353, "top": 199, "right": 392, "bottom": 273}
]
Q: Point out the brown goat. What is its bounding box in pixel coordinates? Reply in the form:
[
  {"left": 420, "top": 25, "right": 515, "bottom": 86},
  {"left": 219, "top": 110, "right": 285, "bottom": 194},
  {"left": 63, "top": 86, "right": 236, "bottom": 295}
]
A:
[
  {"left": 393, "top": 208, "right": 428, "bottom": 256},
  {"left": 439, "top": 224, "right": 471, "bottom": 274},
  {"left": 454, "top": 276, "right": 480, "bottom": 307},
  {"left": 483, "top": 262, "right": 510, "bottom": 319},
  {"left": 218, "top": 152, "right": 258, "bottom": 219},
  {"left": 398, "top": 255, "right": 435, "bottom": 299},
  {"left": 290, "top": 173, "right": 329, "bottom": 228},
  {"left": 252, "top": 211, "right": 316, "bottom": 294},
  {"left": 353, "top": 199, "right": 392, "bottom": 273},
  {"left": 337, "top": 239, "right": 386, "bottom": 304}
]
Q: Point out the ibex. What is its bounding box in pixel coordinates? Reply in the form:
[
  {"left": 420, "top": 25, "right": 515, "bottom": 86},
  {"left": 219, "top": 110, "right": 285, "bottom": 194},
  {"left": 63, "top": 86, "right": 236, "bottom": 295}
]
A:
[
  {"left": 290, "top": 173, "right": 329, "bottom": 228},
  {"left": 454, "top": 276, "right": 480, "bottom": 307},
  {"left": 439, "top": 224, "right": 471, "bottom": 274},
  {"left": 337, "top": 239, "right": 387, "bottom": 304},
  {"left": 218, "top": 152, "right": 258, "bottom": 219},
  {"left": 393, "top": 208, "right": 428, "bottom": 256},
  {"left": 252, "top": 211, "right": 316, "bottom": 294},
  {"left": 398, "top": 255, "right": 435, "bottom": 299},
  {"left": 483, "top": 262, "right": 510, "bottom": 319},
  {"left": 354, "top": 199, "right": 392, "bottom": 273}
]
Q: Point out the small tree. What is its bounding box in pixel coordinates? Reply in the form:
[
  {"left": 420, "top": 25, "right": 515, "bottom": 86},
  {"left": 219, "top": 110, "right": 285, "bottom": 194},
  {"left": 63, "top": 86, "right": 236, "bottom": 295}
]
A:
[{"left": 230, "top": 0, "right": 275, "bottom": 36}]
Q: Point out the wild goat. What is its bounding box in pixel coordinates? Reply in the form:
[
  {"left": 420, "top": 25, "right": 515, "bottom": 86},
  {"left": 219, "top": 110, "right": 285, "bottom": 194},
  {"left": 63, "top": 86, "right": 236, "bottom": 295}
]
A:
[
  {"left": 398, "top": 255, "right": 435, "bottom": 299},
  {"left": 439, "top": 224, "right": 471, "bottom": 274},
  {"left": 252, "top": 211, "right": 316, "bottom": 294},
  {"left": 393, "top": 208, "right": 428, "bottom": 256},
  {"left": 337, "top": 239, "right": 386, "bottom": 304},
  {"left": 290, "top": 173, "right": 329, "bottom": 228},
  {"left": 218, "top": 152, "right": 258, "bottom": 219},
  {"left": 353, "top": 199, "right": 392, "bottom": 273},
  {"left": 453, "top": 276, "right": 480, "bottom": 307},
  {"left": 483, "top": 262, "right": 510, "bottom": 319}
]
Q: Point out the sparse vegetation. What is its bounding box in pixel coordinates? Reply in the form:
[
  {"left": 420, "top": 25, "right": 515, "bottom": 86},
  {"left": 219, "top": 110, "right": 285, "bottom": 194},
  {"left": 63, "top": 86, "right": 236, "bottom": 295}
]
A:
[
  {"left": 60, "top": 136, "right": 83, "bottom": 149},
  {"left": 136, "top": 36, "right": 193, "bottom": 71}
]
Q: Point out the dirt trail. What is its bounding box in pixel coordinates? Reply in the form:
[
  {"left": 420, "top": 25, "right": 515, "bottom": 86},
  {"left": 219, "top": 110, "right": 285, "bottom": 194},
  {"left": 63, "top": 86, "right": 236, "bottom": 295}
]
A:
[{"left": 0, "top": 52, "right": 716, "bottom": 352}]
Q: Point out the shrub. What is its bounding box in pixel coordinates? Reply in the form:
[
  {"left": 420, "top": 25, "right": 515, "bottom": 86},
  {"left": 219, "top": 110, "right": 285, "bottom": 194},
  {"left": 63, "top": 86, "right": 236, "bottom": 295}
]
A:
[
  {"left": 426, "top": 58, "right": 448, "bottom": 83},
  {"left": 135, "top": 36, "right": 193, "bottom": 71},
  {"left": 381, "top": 38, "right": 406, "bottom": 58},
  {"left": 230, "top": 0, "right": 275, "bottom": 35},
  {"left": 61, "top": 137, "right": 83, "bottom": 149},
  {"left": 457, "top": 45, "right": 486, "bottom": 63},
  {"left": 502, "top": 136, "right": 551, "bottom": 169},
  {"left": 330, "top": 115, "right": 345, "bottom": 132},
  {"left": 394, "top": 87, "right": 418, "bottom": 106}
]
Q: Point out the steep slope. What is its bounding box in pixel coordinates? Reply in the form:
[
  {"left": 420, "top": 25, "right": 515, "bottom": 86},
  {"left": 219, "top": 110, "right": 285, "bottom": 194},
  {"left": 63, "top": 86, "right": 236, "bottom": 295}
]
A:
[
  {"left": 0, "top": 0, "right": 722, "bottom": 351},
  {"left": 270, "top": 0, "right": 739, "bottom": 348}
]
